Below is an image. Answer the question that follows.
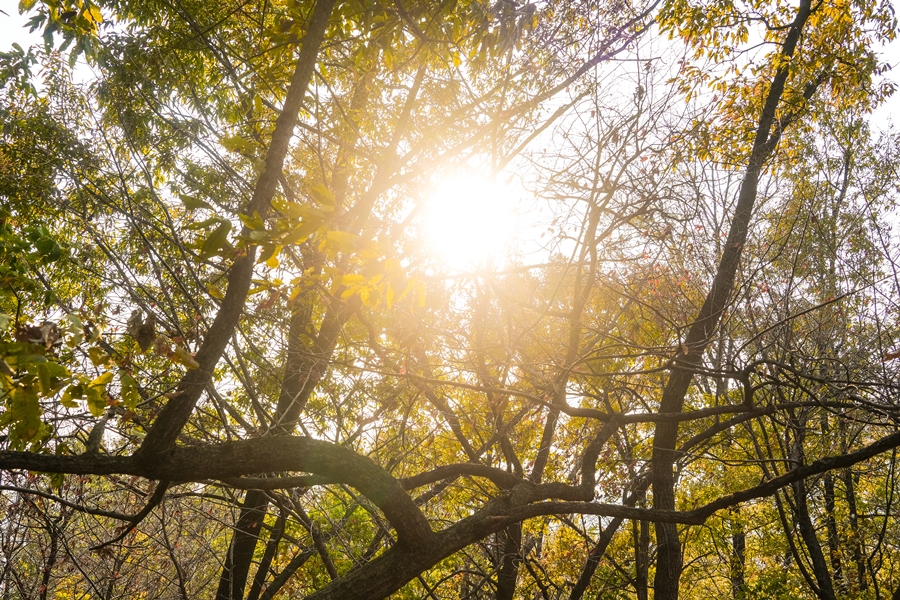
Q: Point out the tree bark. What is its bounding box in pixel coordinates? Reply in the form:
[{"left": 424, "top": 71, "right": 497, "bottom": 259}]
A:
[
  {"left": 844, "top": 468, "right": 867, "bottom": 593},
  {"left": 637, "top": 517, "right": 650, "bottom": 600},
  {"left": 649, "top": 1, "right": 814, "bottom": 597},
  {"left": 216, "top": 491, "right": 270, "bottom": 600},
  {"left": 794, "top": 478, "right": 837, "bottom": 600},
  {"left": 136, "top": 0, "right": 339, "bottom": 459},
  {"left": 823, "top": 472, "right": 844, "bottom": 591},
  {"left": 495, "top": 523, "right": 522, "bottom": 600},
  {"left": 730, "top": 514, "right": 746, "bottom": 600},
  {"left": 568, "top": 516, "right": 624, "bottom": 600}
]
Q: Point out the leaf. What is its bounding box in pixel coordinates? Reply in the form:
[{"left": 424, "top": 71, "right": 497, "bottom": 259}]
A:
[
  {"left": 341, "top": 274, "right": 366, "bottom": 287},
  {"left": 257, "top": 289, "right": 281, "bottom": 311},
  {"left": 88, "top": 347, "right": 110, "bottom": 367},
  {"left": 239, "top": 211, "right": 266, "bottom": 231},
  {"left": 309, "top": 184, "right": 335, "bottom": 207},
  {"left": 220, "top": 135, "right": 256, "bottom": 155},
  {"left": 180, "top": 194, "right": 213, "bottom": 211},
  {"left": 206, "top": 283, "right": 225, "bottom": 299},
  {"left": 64, "top": 313, "right": 83, "bottom": 347},
  {"left": 82, "top": 371, "right": 114, "bottom": 417},
  {"left": 322, "top": 230, "right": 358, "bottom": 257},
  {"left": 200, "top": 221, "right": 232, "bottom": 259},
  {"left": 61, "top": 384, "right": 82, "bottom": 408},
  {"left": 84, "top": 386, "right": 106, "bottom": 417},
  {"left": 119, "top": 371, "right": 140, "bottom": 409},
  {"left": 258, "top": 243, "right": 280, "bottom": 265},
  {"left": 360, "top": 286, "right": 380, "bottom": 307},
  {"left": 36, "top": 362, "right": 51, "bottom": 394},
  {"left": 282, "top": 220, "right": 320, "bottom": 245},
  {"left": 86, "top": 5, "right": 103, "bottom": 24},
  {"left": 89, "top": 371, "right": 114, "bottom": 389},
  {"left": 185, "top": 217, "right": 221, "bottom": 231},
  {"left": 9, "top": 386, "right": 41, "bottom": 442},
  {"left": 171, "top": 345, "right": 200, "bottom": 369}
]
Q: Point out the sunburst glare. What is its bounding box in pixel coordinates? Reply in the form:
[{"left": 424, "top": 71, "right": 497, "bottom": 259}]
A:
[{"left": 422, "top": 172, "right": 521, "bottom": 271}]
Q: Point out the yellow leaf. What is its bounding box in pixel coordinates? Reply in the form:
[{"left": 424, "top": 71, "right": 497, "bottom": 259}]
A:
[
  {"left": 89, "top": 371, "right": 114, "bottom": 389},
  {"left": 171, "top": 345, "right": 200, "bottom": 370},
  {"left": 341, "top": 274, "right": 366, "bottom": 287},
  {"left": 309, "top": 184, "right": 335, "bottom": 208},
  {"left": 207, "top": 283, "right": 225, "bottom": 299},
  {"left": 325, "top": 230, "right": 358, "bottom": 250},
  {"left": 360, "top": 286, "right": 380, "bottom": 307},
  {"left": 85, "top": 5, "right": 103, "bottom": 24}
]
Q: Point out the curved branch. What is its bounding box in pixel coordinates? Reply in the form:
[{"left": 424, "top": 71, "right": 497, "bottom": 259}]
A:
[
  {"left": 89, "top": 480, "right": 170, "bottom": 550},
  {"left": 0, "top": 484, "right": 134, "bottom": 521},
  {"left": 0, "top": 437, "right": 434, "bottom": 547}
]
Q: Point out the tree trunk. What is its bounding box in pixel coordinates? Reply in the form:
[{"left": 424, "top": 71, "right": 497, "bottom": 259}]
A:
[
  {"left": 793, "top": 479, "right": 837, "bottom": 600},
  {"left": 568, "top": 517, "right": 624, "bottom": 600},
  {"left": 648, "top": 1, "right": 814, "bottom": 597},
  {"left": 636, "top": 518, "right": 650, "bottom": 600},
  {"left": 823, "top": 472, "right": 844, "bottom": 592},
  {"left": 216, "top": 491, "right": 270, "bottom": 600},
  {"left": 844, "top": 468, "right": 867, "bottom": 593},
  {"left": 730, "top": 512, "right": 746, "bottom": 600},
  {"left": 496, "top": 523, "right": 522, "bottom": 600}
]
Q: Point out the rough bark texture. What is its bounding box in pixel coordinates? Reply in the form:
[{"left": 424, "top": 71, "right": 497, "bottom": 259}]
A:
[
  {"left": 794, "top": 478, "right": 837, "bottom": 600},
  {"left": 495, "top": 523, "right": 522, "bottom": 600},
  {"left": 823, "top": 473, "right": 844, "bottom": 591}
]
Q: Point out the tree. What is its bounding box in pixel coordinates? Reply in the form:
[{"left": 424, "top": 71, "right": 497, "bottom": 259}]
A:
[{"left": 0, "top": 0, "right": 898, "bottom": 597}]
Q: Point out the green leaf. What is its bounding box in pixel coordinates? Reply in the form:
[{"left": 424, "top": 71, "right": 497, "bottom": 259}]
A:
[
  {"left": 185, "top": 217, "right": 221, "bottom": 231},
  {"left": 310, "top": 183, "right": 335, "bottom": 207},
  {"left": 258, "top": 243, "right": 281, "bottom": 265},
  {"left": 84, "top": 385, "right": 106, "bottom": 417},
  {"left": 239, "top": 211, "right": 266, "bottom": 231},
  {"left": 88, "top": 346, "right": 110, "bottom": 367},
  {"left": 180, "top": 194, "right": 213, "bottom": 211},
  {"left": 200, "top": 221, "right": 233, "bottom": 259},
  {"left": 61, "top": 384, "right": 82, "bottom": 408},
  {"left": 282, "top": 220, "right": 319, "bottom": 245},
  {"left": 9, "top": 385, "right": 41, "bottom": 443},
  {"left": 220, "top": 135, "right": 256, "bottom": 155},
  {"left": 119, "top": 370, "right": 140, "bottom": 409},
  {"left": 64, "top": 314, "right": 83, "bottom": 347}
]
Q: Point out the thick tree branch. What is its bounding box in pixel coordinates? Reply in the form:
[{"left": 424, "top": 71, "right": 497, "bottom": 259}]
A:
[{"left": 137, "top": 0, "right": 339, "bottom": 458}]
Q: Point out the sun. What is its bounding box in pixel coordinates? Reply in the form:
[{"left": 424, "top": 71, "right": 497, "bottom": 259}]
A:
[{"left": 422, "top": 172, "right": 521, "bottom": 271}]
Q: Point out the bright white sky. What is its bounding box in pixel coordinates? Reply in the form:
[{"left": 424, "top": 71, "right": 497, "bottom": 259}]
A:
[{"left": 1, "top": 5, "right": 35, "bottom": 50}]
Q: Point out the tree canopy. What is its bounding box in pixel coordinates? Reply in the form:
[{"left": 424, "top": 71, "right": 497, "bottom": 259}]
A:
[{"left": 1, "top": 0, "right": 900, "bottom": 597}]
